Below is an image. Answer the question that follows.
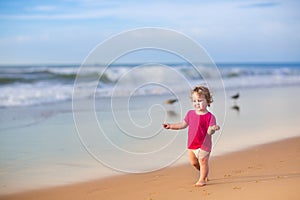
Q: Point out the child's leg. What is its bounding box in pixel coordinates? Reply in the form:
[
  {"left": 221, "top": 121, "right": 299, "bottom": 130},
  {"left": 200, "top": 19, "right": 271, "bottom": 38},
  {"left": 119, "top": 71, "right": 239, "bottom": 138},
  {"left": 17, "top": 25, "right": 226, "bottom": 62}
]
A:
[
  {"left": 188, "top": 150, "right": 200, "bottom": 171},
  {"left": 195, "top": 154, "right": 210, "bottom": 187},
  {"left": 200, "top": 154, "right": 210, "bottom": 181}
]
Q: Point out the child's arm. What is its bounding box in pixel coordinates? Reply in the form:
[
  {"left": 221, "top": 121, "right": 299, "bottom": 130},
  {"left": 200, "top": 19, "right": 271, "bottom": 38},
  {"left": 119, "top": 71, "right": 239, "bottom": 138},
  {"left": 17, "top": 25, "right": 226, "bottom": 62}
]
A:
[
  {"left": 162, "top": 121, "right": 188, "bottom": 130},
  {"left": 207, "top": 125, "right": 220, "bottom": 135}
]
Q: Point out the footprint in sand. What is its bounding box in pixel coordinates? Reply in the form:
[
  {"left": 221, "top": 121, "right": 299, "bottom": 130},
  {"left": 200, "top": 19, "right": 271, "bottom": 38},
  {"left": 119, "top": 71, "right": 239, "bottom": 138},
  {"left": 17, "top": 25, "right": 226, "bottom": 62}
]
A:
[
  {"left": 247, "top": 165, "right": 262, "bottom": 171},
  {"left": 148, "top": 192, "right": 157, "bottom": 200},
  {"left": 87, "top": 187, "right": 108, "bottom": 195},
  {"left": 202, "top": 189, "right": 211, "bottom": 196},
  {"left": 144, "top": 175, "right": 163, "bottom": 183},
  {"left": 233, "top": 170, "right": 243, "bottom": 174}
]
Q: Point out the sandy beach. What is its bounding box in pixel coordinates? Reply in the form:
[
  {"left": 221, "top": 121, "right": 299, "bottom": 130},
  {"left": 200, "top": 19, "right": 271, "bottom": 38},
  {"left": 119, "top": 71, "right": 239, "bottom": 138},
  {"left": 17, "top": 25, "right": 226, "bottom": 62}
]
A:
[
  {"left": 1, "top": 1, "right": 300, "bottom": 199},
  {"left": 1, "top": 84, "right": 300, "bottom": 198},
  {"left": 1, "top": 136, "right": 299, "bottom": 200}
]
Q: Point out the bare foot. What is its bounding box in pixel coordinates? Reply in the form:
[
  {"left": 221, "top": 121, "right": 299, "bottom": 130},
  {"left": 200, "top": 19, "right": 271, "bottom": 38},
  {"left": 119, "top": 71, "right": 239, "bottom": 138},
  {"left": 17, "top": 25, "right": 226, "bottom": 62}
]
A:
[{"left": 195, "top": 180, "right": 206, "bottom": 187}]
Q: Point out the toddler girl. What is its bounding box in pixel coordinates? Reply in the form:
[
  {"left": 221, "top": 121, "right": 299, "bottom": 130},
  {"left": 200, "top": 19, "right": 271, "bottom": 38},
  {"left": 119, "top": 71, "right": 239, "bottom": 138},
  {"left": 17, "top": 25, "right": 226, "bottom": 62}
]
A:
[{"left": 163, "top": 85, "right": 220, "bottom": 186}]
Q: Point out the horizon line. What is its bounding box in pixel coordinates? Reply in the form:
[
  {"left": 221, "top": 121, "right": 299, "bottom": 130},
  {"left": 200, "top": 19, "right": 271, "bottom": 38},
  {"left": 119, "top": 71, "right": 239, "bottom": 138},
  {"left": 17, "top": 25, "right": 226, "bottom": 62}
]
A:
[{"left": 1, "top": 61, "right": 300, "bottom": 67}]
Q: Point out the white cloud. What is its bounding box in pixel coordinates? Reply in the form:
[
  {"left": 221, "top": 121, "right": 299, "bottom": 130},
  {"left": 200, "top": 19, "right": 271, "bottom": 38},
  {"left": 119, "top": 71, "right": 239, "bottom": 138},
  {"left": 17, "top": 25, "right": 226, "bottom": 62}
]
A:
[
  {"left": 28, "top": 5, "right": 58, "bottom": 12},
  {"left": 0, "top": 0, "right": 299, "bottom": 63}
]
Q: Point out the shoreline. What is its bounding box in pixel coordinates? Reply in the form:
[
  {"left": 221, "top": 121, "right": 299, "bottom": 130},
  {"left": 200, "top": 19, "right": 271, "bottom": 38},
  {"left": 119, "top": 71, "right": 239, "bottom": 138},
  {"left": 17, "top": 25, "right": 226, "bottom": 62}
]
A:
[
  {"left": 1, "top": 136, "right": 300, "bottom": 200},
  {"left": 1, "top": 85, "right": 300, "bottom": 196}
]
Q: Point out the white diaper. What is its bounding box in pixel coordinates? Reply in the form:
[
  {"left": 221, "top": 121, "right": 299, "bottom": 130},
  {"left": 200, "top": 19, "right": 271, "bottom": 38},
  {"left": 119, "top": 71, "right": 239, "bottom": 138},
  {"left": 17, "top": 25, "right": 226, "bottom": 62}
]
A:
[{"left": 191, "top": 148, "right": 210, "bottom": 159}]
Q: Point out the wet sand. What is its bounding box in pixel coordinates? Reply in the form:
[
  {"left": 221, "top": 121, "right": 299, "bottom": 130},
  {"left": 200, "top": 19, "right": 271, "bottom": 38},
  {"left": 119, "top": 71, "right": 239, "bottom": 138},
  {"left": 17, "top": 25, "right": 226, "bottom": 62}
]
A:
[{"left": 1, "top": 136, "right": 299, "bottom": 200}]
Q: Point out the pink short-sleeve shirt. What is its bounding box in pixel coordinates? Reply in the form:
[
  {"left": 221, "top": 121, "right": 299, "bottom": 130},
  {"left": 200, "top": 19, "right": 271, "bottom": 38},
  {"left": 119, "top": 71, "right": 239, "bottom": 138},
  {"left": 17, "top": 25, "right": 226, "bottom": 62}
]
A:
[{"left": 184, "top": 110, "right": 216, "bottom": 152}]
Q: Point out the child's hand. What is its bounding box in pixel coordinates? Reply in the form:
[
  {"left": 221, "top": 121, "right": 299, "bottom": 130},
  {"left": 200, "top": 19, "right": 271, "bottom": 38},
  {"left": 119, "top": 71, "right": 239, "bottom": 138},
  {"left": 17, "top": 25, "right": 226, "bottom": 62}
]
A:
[
  {"left": 207, "top": 125, "right": 220, "bottom": 135},
  {"left": 162, "top": 123, "right": 170, "bottom": 129},
  {"left": 211, "top": 125, "right": 220, "bottom": 131}
]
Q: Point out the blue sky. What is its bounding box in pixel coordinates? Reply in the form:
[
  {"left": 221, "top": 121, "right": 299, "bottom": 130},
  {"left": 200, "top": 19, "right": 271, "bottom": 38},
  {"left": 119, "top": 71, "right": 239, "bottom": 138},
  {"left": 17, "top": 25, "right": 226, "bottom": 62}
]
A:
[{"left": 0, "top": 0, "right": 299, "bottom": 64}]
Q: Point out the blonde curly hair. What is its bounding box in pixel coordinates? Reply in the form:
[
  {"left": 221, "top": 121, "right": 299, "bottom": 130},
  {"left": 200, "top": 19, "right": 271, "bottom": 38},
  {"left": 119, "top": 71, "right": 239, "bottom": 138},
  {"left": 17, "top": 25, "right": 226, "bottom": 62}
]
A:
[{"left": 191, "top": 85, "right": 213, "bottom": 106}]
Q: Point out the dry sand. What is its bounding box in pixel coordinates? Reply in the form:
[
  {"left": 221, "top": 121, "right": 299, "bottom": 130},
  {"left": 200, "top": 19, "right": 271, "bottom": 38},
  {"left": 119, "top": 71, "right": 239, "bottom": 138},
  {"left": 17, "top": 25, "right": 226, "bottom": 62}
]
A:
[{"left": 1, "top": 136, "right": 300, "bottom": 200}]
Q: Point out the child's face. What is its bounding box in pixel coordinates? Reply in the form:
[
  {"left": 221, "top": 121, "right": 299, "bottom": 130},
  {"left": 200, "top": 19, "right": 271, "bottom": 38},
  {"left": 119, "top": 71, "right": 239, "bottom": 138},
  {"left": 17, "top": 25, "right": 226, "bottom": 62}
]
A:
[{"left": 192, "top": 92, "right": 208, "bottom": 112}]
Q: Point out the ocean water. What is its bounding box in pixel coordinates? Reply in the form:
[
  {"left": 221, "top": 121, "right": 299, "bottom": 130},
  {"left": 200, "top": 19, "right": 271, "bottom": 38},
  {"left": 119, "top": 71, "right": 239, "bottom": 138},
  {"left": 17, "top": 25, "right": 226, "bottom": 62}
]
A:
[
  {"left": 1, "top": 62, "right": 299, "bottom": 135},
  {"left": 0, "top": 63, "right": 300, "bottom": 107},
  {"left": 0, "top": 63, "right": 300, "bottom": 194}
]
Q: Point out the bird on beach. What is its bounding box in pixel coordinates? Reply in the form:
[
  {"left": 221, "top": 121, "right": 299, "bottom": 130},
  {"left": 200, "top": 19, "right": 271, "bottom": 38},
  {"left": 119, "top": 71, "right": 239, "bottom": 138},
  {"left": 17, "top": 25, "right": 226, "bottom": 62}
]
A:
[
  {"left": 167, "top": 110, "right": 177, "bottom": 117},
  {"left": 164, "top": 99, "right": 178, "bottom": 105},
  {"left": 231, "top": 93, "right": 240, "bottom": 100},
  {"left": 231, "top": 105, "right": 240, "bottom": 112},
  {"left": 230, "top": 93, "right": 240, "bottom": 114}
]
